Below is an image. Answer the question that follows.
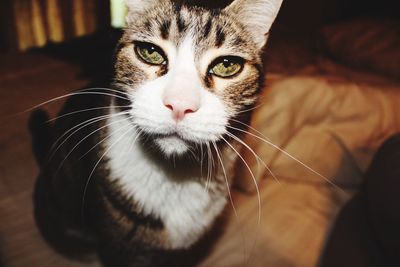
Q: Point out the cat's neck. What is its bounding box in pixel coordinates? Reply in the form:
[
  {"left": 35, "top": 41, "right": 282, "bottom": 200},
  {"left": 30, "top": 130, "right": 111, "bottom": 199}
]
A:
[{"left": 104, "top": 106, "right": 227, "bottom": 249}]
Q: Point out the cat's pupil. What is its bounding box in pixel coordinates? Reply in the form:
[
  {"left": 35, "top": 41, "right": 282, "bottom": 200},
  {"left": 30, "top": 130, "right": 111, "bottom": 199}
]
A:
[{"left": 223, "top": 60, "right": 232, "bottom": 68}]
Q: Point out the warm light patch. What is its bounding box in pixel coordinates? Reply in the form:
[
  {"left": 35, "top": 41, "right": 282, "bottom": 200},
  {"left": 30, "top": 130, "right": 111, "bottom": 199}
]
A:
[{"left": 111, "top": 0, "right": 127, "bottom": 28}]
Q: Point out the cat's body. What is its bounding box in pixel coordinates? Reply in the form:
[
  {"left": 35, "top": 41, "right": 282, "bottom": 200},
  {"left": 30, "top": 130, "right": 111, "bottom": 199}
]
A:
[{"left": 31, "top": 0, "right": 282, "bottom": 266}]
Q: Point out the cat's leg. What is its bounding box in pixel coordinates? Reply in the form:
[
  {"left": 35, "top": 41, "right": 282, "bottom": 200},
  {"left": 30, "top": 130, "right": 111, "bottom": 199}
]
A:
[
  {"left": 30, "top": 109, "right": 96, "bottom": 258},
  {"left": 97, "top": 238, "right": 176, "bottom": 267},
  {"left": 33, "top": 171, "right": 96, "bottom": 259}
]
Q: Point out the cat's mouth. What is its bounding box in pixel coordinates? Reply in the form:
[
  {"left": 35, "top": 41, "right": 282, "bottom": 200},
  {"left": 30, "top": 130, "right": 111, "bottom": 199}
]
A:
[
  {"left": 153, "top": 133, "right": 193, "bottom": 156},
  {"left": 131, "top": 112, "right": 227, "bottom": 156},
  {"left": 135, "top": 122, "right": 225, "bottom": 157}
]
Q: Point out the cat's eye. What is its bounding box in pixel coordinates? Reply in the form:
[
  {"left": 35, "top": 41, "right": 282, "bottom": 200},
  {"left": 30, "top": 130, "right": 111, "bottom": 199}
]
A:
[
  {"left": 134, "top": 42, "right": 167, "bottom": 66},
  {"left": 209, "top": 56, "right": 244, "bottom": 78}
]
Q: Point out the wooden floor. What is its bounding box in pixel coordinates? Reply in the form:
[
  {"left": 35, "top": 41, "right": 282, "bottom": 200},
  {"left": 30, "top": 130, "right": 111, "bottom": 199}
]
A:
[
  {"left": 0, "top": 52, "right": 103, "bottom": 267},
  {"left": 0, "top": 45, "right": 352, "bottom": 267}
]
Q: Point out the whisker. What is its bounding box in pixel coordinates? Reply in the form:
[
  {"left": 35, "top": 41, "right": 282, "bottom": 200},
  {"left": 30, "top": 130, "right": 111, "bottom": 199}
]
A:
[
  {"left": 49, "top": 114, "right": 114, "bottom": 156},
  {"left": 81, "top": 124, "right": 138, "bottom": 222},
  {"left": 211, "top": 141, "right": 249, "bottom": 267},
  {"left": 220, "top": 135, "right": 262, "bottom": 226},
  {"left": 212, "top": 141, "right": 238, "bottom": 218},
  {"left": 210, "top": 144, "right": 215, "bottom": 178},
  {"left": 230, "top": 118, "right": 271, "bottom": 141},
  {"left": 186, "top": 145, "right": 198, "bottom": 162},
  {"left": 24, "top": 88, "right": 131, "bottom": 114},
  {"left": 127, "top": 128, "right": 144, "bottom": 155},
  {"left": 47, "top": 105, "right": 132, "bottom": 122},
  {"left": 48, "top": 111, "right": 130, "bottom": 160},
  {"left": 226, "top": 132, "right": 281, "bottom": 185},
  {"left": 235, "top": 103, "right": 264, "bottom": 115},
  {"left": 227, "top": 125, "right": 345, "bottom": 193},
  {"left": 199, "top": 144, "right": 205, "bottom": 179},
  {"left": 85, "top": 87, "right": 133, "bottom": 98},
  {"left": 54, "top": 116, "right": 132, "bottom": 175},
  {"left": 220, "top": 135, "right": 263, "bottom": 267},
  {"left": 204, "top": 143, "right": 212, "bottom": 192},
  {"left": 80, "top": 118, "right": 135, "bottom": 162},
  {"left": 225, "top": 132, "right": 270, "bottom": 267}
]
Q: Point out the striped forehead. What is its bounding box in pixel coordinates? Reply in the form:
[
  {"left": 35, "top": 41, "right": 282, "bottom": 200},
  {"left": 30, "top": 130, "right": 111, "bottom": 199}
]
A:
[{"left": 136, "top": 5, "right": 248, "bottom": 54}]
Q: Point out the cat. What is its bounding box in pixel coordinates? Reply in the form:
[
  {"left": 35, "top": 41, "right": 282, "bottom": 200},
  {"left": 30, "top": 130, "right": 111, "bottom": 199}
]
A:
[{"left": 30, "top": 0, "right": 283, "bottom": 266}]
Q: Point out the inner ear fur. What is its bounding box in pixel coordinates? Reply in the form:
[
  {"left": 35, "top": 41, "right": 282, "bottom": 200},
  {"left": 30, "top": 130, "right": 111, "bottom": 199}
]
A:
[{"left": 224, "top": 0, "right": 283, "bottom": 48}]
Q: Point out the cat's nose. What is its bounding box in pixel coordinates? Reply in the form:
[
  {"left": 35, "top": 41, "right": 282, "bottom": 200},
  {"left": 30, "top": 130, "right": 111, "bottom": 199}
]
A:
[{"left": 163, "top": 98, "right": 200, "bottom": 122}]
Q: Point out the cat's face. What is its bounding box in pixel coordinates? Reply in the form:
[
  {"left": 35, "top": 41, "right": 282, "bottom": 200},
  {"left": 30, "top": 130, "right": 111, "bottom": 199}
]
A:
[{"left": 114, "top": 0, "right": 282, "bottom": 156}]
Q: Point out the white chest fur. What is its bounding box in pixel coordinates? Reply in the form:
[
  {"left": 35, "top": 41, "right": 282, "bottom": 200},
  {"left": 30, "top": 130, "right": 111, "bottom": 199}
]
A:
[{"left": 105, "top": 111, "right": 227, "bottom": 249}]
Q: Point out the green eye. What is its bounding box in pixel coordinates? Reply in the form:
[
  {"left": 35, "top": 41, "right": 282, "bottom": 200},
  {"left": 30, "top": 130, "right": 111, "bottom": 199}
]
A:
[
  {"left": 210, "top": 56, "right": 244, "bottom": 78},
  {"left": 135, "top": 42, "right": 166, "bottom": 65}
]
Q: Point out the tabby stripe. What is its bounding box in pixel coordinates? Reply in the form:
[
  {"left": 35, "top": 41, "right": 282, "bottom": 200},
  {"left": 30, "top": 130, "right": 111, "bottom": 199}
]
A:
[
  {"left": 233, "top": 37, "right": 245, "bottom": 47},
  {"left": 255, "top": 63, "right": 265, "bottom": 93},
  {"left": 203, "top": 17, "right": 212, "bottom": 38},
  {"left": 215, "top": 26, "right": 226, "bottom": 47},
  {"left": 114, "top": 90, "right": 132, "bottom": 112},
  {"left": 159, "top": 19, "right": 171, "bottom": 40},
  {"left": 115, "top": 41, "right": 126, "bottom": 53},
  {"left": 101, "top": 182, "right": 164, "bottom": 230},
  {"left": 204, "top": 74, "right": 214, "bottom": 89},
  {"left": 176, "top": 12, "right": 187, "bottom": 33},
  {"left": 143, "top": 20, "right": 152, "bottom": 32}
]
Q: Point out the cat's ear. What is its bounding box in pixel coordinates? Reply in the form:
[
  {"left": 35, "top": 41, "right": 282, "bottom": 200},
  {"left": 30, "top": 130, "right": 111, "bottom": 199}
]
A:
[{"left": 224, "top": 0, "right": 283, "bottom": 49}]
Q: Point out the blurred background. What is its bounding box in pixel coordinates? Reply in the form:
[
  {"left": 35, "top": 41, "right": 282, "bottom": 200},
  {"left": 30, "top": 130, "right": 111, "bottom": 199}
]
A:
[
  {"left": 0, "top": 0, "right": 399, "bottom": 52},
  {"left": 0, "top": 0, "right": 399, "bottom": 267}
]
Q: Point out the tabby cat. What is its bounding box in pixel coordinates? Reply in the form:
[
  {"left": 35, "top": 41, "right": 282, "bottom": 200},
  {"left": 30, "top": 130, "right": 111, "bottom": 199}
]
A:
[{"left": 30, "top": 0, "right": 283, "bottom": 266}]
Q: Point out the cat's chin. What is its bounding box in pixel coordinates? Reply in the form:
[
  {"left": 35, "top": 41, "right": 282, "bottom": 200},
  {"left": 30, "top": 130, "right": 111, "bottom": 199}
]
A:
[{"left": 155, "top": 135, "right": 190, "bottom": 157}]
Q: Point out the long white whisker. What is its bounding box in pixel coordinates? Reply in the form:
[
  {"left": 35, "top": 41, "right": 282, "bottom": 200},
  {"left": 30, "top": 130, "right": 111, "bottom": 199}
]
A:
[
  {"left": 26, "top": 89, "right": 131, "bottom": 113},
  {"left": 235, "top": 103, "right": 264, "bottom": 115},
  {"left": 127, "top": 129, "right": 143, "bottom": 155},
  {"left": 55, "top": 116, "right": 132, "bottom": 174},
  {"left": 227, "top": 125, "right": 344, "bottom": 193},
  {"left": 205, "top": 143, "right": 212, "bottom": 192},
  {"left": 47, "top": 105, "right": 131, "bottom": 122},
  {"left": 230, "top": 118, "right": 271, "bottom": 141},
  {"left": 220, "top": 135, "right": 262, "bottom": 226},
  {"left": 50, "top": 112, "right": 119, "bottom": 152},
  {"left": 212, "top": 141, "right": 238, "bottom": 218},
  {"left": 49, "top": 114, "right": 114, "bottom": 157},
  {"left": 81, "top": 125, "right": 137, "bottom": 221},
  {"left": 221, "top": 135, "right": 262, "bottom": 267},
  {"left": 80, "top": 118, "right": 135, "bottom": 161},
  {"left": 49, "top": 112, "right": 130, "bottom": 159},
  {"left": 85, "top": 87, "right": 132, "bottom": 98},
  {"left": 187, "top": 145, "right": 198, "bottom": 162},
  {"left": 226, "top": 132, "right": 281, "bottom": 185},
  {"left": 199, "top": 144, "right": 204, "bottom": 179},
  {"left": 225, "top": 132, "right": 270, "bottom": 267}
]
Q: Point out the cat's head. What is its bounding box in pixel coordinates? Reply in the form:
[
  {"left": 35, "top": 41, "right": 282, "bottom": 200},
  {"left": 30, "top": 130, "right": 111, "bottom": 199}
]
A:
[{"left": 114, "top": 0, "right": 282, "bottom": 157}]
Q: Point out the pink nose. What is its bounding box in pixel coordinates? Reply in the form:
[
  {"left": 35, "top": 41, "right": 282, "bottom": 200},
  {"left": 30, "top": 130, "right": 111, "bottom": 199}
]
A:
[{"left": 163, "top": 98, "right": 200, "bottom": 121}]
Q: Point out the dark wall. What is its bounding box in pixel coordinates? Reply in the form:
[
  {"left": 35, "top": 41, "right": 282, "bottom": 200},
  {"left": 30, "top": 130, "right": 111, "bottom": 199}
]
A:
[
  {"left": 0, "top": 0, "right": 16, "bottom": 53},
  {"left": 2, "top": 0, "right": 398, "bottom": 54},
  {"left": 337, "top": 0, "right": 400, "bottom": 19},
  {"left": 180, "top": 0, "right": 399, "bottom": 36}
]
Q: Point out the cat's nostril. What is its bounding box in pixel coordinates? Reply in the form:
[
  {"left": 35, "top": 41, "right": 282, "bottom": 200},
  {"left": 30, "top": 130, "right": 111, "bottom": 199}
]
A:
[
  {"left": 184, "top": 109, "right": 194, "bottom": 114},
  {"left": 163, "top": 101, "right": 199, "bottom": 121},
  {"left": 165, "top": 104, "right": 174, "bottom": 111}
]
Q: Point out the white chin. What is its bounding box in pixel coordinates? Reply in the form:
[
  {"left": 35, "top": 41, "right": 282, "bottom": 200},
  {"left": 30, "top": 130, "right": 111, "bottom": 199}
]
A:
[{"left": 155, "top": 136, "right": 189, "bottom": 156}]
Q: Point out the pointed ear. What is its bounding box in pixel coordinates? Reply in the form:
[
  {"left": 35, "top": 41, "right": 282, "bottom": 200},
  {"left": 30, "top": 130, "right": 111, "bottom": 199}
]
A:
[{"left": 224, "top": 0, "right": 283, "bottom": 48}]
